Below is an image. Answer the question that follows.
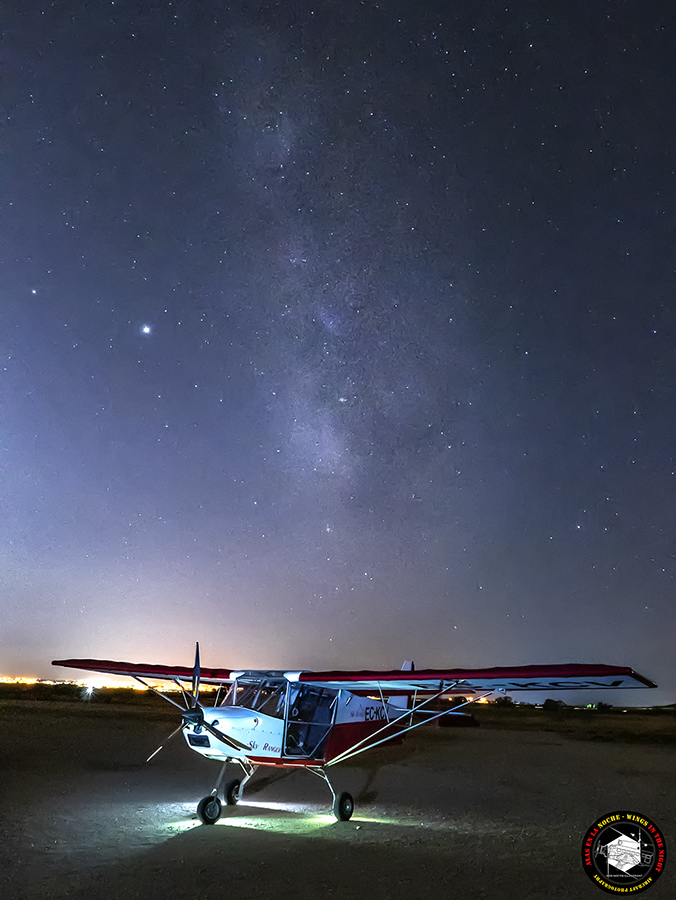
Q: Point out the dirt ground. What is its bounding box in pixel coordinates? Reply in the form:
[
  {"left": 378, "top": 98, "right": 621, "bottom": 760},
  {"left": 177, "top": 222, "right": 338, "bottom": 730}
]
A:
[{"left": 1, "top": 702, "right": 674, "bottom": 900}]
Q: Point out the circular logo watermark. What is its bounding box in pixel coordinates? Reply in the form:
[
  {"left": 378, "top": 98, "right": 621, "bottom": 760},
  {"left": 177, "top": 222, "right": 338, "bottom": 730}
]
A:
[{"left": 582, "top": 811, "right": 666, "bottom": 894}]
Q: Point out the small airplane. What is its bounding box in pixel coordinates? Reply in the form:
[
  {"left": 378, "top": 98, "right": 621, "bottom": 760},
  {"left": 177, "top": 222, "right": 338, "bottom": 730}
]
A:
[{"left": 52, "top": 649, "right": 655, "bottom": 824}]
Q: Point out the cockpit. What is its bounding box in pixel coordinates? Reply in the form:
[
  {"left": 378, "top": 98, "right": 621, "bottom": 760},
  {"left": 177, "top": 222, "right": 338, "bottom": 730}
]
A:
[{"left": 215, "top": 675, "right": 338, "bottom": 758}]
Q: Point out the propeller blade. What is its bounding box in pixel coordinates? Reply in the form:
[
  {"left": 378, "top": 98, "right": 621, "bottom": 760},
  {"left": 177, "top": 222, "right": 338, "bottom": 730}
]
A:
[
  {"left": 191, "top": 642, "right": 201, "bottom": 705},
  {"left": 201, "top": 719, "right": 251, "bottom": 752},
  {"left": 145, "top": 723, "right": 185, "bottom": 763}
]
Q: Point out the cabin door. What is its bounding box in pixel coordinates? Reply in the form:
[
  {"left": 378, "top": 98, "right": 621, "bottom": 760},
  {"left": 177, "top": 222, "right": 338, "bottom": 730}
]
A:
[{"left": 283, "top": 685, "right": 337, "bottom": 758}]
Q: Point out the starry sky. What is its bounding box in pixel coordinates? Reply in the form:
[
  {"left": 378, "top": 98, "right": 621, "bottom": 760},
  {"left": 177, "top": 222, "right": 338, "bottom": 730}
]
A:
[{"left": 2, "top": 1, "right": 675, "bottom": 702}]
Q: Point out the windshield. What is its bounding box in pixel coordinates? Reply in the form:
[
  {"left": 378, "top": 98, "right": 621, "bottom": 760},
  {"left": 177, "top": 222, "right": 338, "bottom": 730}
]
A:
[{"left": 223, "top": 677, "right": 287, "bottom": 719}]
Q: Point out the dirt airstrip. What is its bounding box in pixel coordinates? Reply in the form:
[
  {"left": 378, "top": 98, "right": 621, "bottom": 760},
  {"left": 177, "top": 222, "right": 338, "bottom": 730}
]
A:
[{"left": 1, "top": 701, "right": 674, "bottom": 900}]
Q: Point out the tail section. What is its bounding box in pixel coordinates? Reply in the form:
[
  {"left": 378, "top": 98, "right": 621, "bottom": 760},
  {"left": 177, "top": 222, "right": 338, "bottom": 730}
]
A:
[{"left": 387, "top": 660, "right": 415, "bottom": 709}]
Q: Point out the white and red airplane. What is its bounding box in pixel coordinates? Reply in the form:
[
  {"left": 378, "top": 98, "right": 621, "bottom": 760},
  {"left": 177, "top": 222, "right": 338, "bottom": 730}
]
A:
[{"left": 52, "top": 648, "right": 655, "bottom": 823}]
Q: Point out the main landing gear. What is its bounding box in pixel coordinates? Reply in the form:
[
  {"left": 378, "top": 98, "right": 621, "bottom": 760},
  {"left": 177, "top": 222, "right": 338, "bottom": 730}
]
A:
[
  {"left": 309, "top": 767, "right": 354, "bottom": 821},
  {"left": 196, "top": 760, "right": 257, "bottom": 825},
  {"left": 333, "top": 791, "right": 354, "bottom": 821},
  {"left": 195, "top": 761, "right": 355, "bottom": 824},
  {"left": 225, "top": 778, "right": 242, "bottom": 805}
]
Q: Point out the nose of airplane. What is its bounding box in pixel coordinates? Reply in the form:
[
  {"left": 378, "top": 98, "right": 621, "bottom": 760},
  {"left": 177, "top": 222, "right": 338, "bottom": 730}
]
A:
[
  {"left": 204, "top": 706, "right": 260, "bottom": 727},
  {"left": 182, "top": 705, "right": 253, "bottom": 752}
]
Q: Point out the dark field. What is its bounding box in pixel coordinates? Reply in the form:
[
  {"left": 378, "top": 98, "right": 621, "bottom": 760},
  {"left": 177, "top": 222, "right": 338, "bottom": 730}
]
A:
[
  {"left": 1, "top": 696, "right": 674, "bottom": 900},
  {"left": 473, "top": 702, "right": 676, "bottom": 743}
]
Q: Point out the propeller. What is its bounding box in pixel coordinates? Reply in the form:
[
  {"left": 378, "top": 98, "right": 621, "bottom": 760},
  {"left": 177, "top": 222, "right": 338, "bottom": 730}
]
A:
[
  {"left": 191, "top": 642, "right": 201, "bottom": 706},
  {"left": 146, "top": 642, "right": 250, "bottom": 762}
]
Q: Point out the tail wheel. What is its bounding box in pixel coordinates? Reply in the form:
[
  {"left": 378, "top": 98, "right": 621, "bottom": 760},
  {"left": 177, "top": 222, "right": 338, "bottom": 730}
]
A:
[
  {"left": 197, "top": 794, "right": 222, "bottom": 825},
  {"left": 225, "top": 778, "right": 241, "bottom": 805},
  {"left": 333, "top": 791, "right": 354, "bottom": 821}
]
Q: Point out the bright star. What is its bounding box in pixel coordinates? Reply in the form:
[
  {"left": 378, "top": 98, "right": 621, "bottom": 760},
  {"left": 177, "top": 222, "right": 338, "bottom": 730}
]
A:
[{"left": 141, "top": 324, "right": 152, "bottom": 335}]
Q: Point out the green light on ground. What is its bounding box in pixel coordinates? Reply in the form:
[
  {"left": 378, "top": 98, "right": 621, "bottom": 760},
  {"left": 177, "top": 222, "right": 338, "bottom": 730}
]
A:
[{"left": 213, "top": 813, "right": 334, "bottom": 833}]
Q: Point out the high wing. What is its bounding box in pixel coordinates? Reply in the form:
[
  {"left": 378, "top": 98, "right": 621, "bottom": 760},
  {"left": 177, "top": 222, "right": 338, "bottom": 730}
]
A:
[
  {"left": 53, "top": 659, "right": 657, "bottom": 692},
  {"left": 52, "top": 658, "right": 238, "bottom": 685},
  {"left": 294, "top": 664, "right": 656, "bottom": 692}
]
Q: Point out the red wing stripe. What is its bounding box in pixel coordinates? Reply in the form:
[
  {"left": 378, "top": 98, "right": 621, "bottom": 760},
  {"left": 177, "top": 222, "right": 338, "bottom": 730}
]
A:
[
  {"left": 52, "top": 659, "right": 657, "bottom": 691},
  {"left": 297, "top": 664, "right": 656, "bottom": 690},
  {"left": 52, "top": 658, "right": 235, "bottom": 684}
]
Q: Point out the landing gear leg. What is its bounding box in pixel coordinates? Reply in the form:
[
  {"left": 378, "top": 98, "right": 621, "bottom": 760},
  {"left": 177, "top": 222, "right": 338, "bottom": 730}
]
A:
[
  {"left": 196, "top": 760, "right": 229, "bottom": 825},
  {"left": 225, "top": 760, "right": 258, "bottom": 805},
  {"left": 309, "top": 767, "right": 354, "bottom": 821}
]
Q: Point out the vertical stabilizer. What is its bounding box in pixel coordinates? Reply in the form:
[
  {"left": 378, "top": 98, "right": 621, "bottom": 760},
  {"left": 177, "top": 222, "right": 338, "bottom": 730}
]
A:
[{"left": 388, "top": 660, "right": 416, "bottom": 708}]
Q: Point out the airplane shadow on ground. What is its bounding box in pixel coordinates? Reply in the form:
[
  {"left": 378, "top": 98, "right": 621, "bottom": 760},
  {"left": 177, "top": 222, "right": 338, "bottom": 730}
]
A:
[
  {"left": 354, "top": 765, "right": 380, "bottom": 804},
  {"left": 243, "top": 763, "right": 382, "bottom": 805}
]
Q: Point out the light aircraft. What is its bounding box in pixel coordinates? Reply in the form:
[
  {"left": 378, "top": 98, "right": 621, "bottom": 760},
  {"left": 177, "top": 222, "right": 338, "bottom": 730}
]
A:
[{"left": 52, "top": 649, "right": 655, "bottom": 824}]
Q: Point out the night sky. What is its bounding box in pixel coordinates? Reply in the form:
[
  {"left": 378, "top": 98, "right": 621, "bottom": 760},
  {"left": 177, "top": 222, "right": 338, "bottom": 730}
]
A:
[{"left": 3, "top": 2, "right": 675, "bottom": 702}]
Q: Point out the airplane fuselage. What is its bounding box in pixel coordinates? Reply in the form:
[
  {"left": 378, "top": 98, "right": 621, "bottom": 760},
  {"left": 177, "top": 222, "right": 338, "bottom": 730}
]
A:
[{"left": 182, "top": 686, "right": 405, "bottom": 766}]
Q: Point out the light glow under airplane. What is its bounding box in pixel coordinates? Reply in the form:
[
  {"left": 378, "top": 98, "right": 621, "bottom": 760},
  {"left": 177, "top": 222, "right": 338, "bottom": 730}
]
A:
[{"left": 52, "top": 647, "right": 656, "bottom": 823}]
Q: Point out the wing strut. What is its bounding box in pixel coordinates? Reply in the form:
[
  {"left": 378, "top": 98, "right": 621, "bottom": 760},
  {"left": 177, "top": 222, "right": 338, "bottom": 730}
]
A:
[
  {"left": 327, "top": 682, "right": 478, "bottom": 767},
  {"left": 132, "top": 675, "right": 185, "bottom": 710},
  {"left": 328, "top": 689, "right": 493, "bottom": 767}
]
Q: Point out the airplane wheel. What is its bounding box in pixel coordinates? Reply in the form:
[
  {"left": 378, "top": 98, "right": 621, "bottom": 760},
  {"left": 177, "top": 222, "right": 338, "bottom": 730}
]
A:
[
  {"left": 333, "top": 791, "right": 354, "bottom": 821},
  {"left": 197, "top": 794, "right": 222, "bottom": 825},
  {"left": 225, "top": 778, "right": 241, "bottom": 805}
]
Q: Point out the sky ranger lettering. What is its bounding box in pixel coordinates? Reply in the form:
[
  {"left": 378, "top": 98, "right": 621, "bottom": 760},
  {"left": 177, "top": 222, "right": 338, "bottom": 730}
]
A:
[{"left": 53, "top": 648, "right": 656, "bottom": 823}]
